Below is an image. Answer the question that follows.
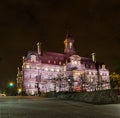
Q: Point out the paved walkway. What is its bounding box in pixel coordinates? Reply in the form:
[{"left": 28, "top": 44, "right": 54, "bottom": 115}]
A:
[{"left": 0, "top": 96, "right": 120, "bottom": 118}]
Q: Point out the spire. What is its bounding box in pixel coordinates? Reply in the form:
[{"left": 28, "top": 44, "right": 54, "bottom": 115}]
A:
[
  {"left": 37, "top": 42, "right": 41, "bottom": 55},
  {"left": 66, "top": 32, "right": 73, "bottom": 39}
]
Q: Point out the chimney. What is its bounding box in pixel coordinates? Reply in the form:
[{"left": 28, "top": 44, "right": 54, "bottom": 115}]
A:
[
  {"left": 37, "top": 42, "right": 41, "bottom": 55},
  {"left": 91, "top": 53, "right": 96, "bottom": 62}
]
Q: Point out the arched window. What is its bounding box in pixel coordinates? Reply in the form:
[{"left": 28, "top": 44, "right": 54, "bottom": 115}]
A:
[{"left": 31, "top": 55, "right": 36, "bottom": 62}]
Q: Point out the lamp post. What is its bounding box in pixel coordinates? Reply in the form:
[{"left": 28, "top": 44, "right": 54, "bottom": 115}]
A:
[
  {"left": 8, "top": 82, "right": 16, "bottom": 96},
  {"left": 68, "top": 78, "right": 71, "bottom": 92},
  {"left": 68, "top": 76, "right": 74, "bottom": 92}
]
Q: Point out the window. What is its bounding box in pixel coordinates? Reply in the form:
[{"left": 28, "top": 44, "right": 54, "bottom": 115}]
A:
[
  {"left": 36, "top": 66, "right": 40, "bottom": 69},
  {"left": 26, "top": 64, "right": 30, "bottom": 69},
  {"left": 89, "top": 72, "right": 91, "bottom": 75},
  {"left": 54, "top": 61, "right": 56, "bottom": 64},
  {"left": 56, "top": 69, "right": 59, "bottom": 72},
  {"left": 48, "top": 60, "right": 50, "bottom": 63},
  {"left": 74, "top": 61, "right": 77, "bottom": 65},
  {"left": 69, "top": 42, "right": 72, "bottom": 48},
  {"left": 59, "top": 61, "right": 61, "bottom": 65},
  {"left": 31, "top": 55, "right": 36, "bottom": 62},
  {"left": 51, "top": 68, "right": 54, "bottom": 71},
  {"left": 45, "top": 68, "right": 48, "bottom": 71}
]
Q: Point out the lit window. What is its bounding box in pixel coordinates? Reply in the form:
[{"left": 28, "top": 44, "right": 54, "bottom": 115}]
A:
[
  {"left": 31, "top": 91, "right": 34, "bottom": 95},
  {"left": 90, "top": 78, "right": 93, "bottom": 82},
  {"left": 56, "top": 69, "right": 59, "bottom": 72},
  {"left": 45, "top": 68, "right": 48, "bottom": 71},
  {"left": 59, "top": 61, "right": 61, "bottom": 65},
  {"left": 65, "top": 43, "right": 67, "bottom": 48},
  {"left": 89, "top": 72, "right": 91, "bottom": 75},
  {"left": 48, "top": 60, "right": 50, "bottom": 63},
  {"left": 69, "top": 42, "right": 72, "bottom": 48},
  {"left": 71, "top": 60, "right": 74, "bottom": 64},
  {"left": 36, "top": 66, "right": 40, "bottom": 69},
  {"left": 74, "top": 61, "right": 77, "bottom": 64},
  {"left": 31, "top": 55, "right": 36, "bottom": 62},
  {"left": 28, "top": 84, "right": 30, "bottom": 87},
  {"left": 51, "top": 68, "right": 54, "bottom": 71},
  {"left": 54, "top": 61, "right": 56, "bottom": 64},
  {"left": 26, "top": 64, "right": 30, "bottom": 69}
]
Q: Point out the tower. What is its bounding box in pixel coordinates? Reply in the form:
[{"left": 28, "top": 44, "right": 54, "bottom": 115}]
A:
[{"left": 64, "top": 33, "right": 75, "bottom": 56}]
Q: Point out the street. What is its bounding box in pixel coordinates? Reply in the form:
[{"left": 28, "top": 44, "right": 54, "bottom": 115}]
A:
[{"left": 0, "top": 96, "right": 120, "bottom": 118}]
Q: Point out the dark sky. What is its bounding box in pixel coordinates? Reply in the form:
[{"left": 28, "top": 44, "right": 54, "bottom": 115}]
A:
[{"left": 0, "top": 0, "right": 120, "bottom": 88}]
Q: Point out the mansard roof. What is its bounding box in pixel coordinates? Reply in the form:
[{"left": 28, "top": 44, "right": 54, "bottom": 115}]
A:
[
  {"left": 40, "top": 51, "right": 65, "bottom": 65},
  {"left": 43, "top": 51, "right": 64, "bottom": 57}
]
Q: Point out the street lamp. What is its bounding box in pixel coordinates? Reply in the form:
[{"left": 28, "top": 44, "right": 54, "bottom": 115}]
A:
[
  {"left": 8, "top": 82, "right": 16, "bottom": 96},
  {"left": 18, "top": 88, "right": 22, "bottom": 92},
  {"left": 18, "top": 88, "right": 22, "bottom": 95},
  {"left": 9, "top": 82, "right": 14, "bottom": 87}
]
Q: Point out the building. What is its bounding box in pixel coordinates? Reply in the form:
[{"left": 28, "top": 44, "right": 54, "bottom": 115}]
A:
[{"left": 16, "top": 34, "right": 110, "bottom": 95}]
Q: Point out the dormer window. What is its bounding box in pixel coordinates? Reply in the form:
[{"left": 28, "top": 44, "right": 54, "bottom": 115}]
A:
[
  {"left": 54, "top": 61, "right": 56, "bottom": 64},
  {"left": 70, "top": 55, "right": 81, "bottom": 65},
  {"left": 48, "top": 60, "right": 50, "bottom": 63},
  {"left": 31, "top": 55, "right": 36, "bottom": 62},
  {"left": 59, "top": 61, "right": 61, "bottom": 65}
]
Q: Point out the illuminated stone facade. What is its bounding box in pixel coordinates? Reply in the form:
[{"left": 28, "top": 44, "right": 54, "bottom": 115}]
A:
[{"left": 17, "top": 34, "right": 110, "bottom": 95}]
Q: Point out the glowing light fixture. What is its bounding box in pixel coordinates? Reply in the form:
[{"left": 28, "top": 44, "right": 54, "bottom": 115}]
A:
[
  {"left": 18, "top": 88, "right": 22, "bottom": 92},
  {"left": 9, "top": 82, "right": 14, "bottom": 87}
]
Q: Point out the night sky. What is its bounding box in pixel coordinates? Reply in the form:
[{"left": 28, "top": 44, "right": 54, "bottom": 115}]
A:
[{"left": 0, "top": 0, "right": 120, "bottom": 88}]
